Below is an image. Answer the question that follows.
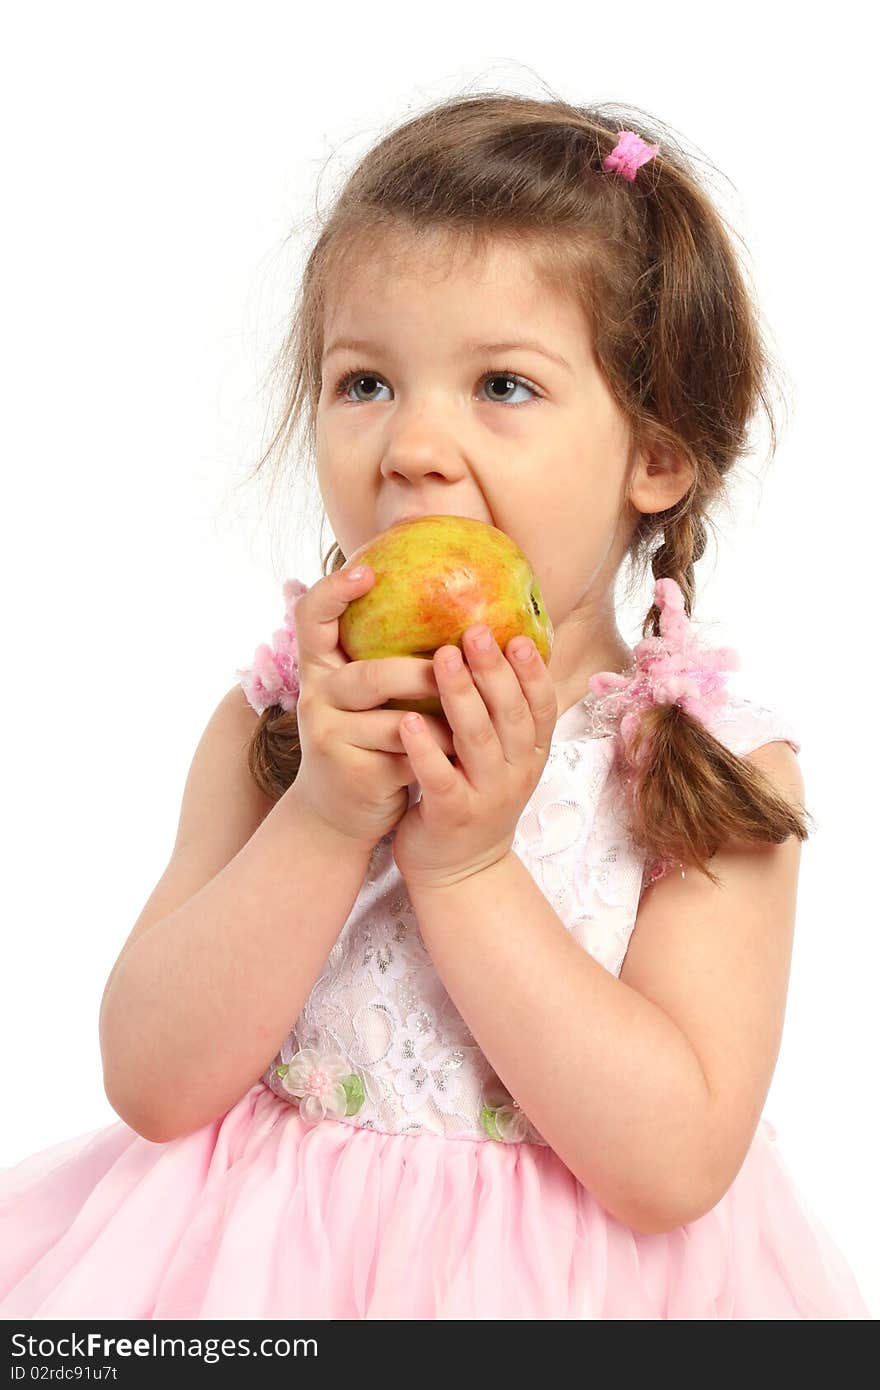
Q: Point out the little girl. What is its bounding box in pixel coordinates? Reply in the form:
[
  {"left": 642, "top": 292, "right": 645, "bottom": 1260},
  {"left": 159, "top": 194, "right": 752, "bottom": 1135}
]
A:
[{"left": 0, "top": 94, "right": 871, "bottom": 1320}]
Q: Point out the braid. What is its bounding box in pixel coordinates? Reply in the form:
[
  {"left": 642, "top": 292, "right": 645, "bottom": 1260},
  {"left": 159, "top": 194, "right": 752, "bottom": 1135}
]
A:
[
  {"left": 644, "top": 511, "right": 708, "bottom": 638},
  {"left": 626, "top": 504, "right": 809, "bottom": 890}
]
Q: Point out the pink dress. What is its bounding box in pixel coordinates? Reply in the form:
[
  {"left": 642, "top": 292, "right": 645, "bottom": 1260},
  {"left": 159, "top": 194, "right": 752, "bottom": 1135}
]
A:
[{"left": 0, "top": 641, "right": 872, "bottom": 1318}]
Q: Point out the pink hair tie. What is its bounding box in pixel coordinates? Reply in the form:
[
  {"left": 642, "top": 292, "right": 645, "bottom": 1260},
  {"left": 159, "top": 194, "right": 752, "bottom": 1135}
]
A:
[
  {"left": 236, "top": 578, "right": 308, "bottom": 714},
  {"left": 602, "top": 129, "right": 660, "bottom": 181},
  {"left": 588, "top": 577, "right": 739, "bottom": 765}
]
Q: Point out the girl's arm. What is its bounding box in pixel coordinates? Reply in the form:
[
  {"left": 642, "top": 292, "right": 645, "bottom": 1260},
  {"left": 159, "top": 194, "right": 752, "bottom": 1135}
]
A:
[
  {"left": 406, "top": 740, "right": 803, "bottom": 1237},
  {"left": 99, "top": 784, "right": 374, "bottom": 1143}
]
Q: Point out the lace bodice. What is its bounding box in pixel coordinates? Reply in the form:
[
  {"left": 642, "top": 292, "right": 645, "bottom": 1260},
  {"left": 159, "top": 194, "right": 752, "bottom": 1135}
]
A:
[{"left": 244, "top": 661, "right": 800, "bottom": 1146}]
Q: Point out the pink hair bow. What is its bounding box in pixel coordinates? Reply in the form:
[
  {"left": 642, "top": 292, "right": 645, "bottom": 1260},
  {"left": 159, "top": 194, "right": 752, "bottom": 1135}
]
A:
[
  {"left": 588, "top": 577, "right": 739, "bottom": 764},
  {"left": 602, "top": 129, "right": 660, "bottom": 181},
  {"left": 236, "top": 578, "right": 308, "bottom": 715}
]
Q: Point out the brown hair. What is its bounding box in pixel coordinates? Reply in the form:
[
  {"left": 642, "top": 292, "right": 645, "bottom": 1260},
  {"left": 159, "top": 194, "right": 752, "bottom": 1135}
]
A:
[{"left": 241, "top": 90, "right": 812, "bottom": 887}]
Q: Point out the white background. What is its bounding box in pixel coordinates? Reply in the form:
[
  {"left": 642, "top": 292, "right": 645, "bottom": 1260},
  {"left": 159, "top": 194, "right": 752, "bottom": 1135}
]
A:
[{"left": 2, "top": 0, "right": 877, "bottom": 1317}]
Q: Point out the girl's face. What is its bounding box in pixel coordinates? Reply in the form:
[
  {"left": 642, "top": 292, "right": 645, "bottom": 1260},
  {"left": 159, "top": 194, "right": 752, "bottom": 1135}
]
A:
[{"left": 315, "top": 231, "right": 692, "bottom": 715}]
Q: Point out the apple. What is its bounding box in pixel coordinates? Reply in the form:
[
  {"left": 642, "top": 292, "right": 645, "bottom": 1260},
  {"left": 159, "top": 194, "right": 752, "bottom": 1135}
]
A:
[{"left": 339, "top": 515, "right": 554, "bottom": 718}]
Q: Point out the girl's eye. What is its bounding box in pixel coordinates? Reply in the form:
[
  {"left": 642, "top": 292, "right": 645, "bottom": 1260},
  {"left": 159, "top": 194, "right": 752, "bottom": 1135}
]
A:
[{"left": 331, "top": 366, "right": 540, "bottom": 408}]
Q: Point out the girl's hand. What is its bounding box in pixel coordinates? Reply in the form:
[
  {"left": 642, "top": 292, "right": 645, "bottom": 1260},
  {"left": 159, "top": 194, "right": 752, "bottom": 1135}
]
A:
[
  {"left": 288, "top": 565, "right": 456, "bottom": 851},
  {"left": 391, "top": 625, "right": 558, "bottom": 891}
]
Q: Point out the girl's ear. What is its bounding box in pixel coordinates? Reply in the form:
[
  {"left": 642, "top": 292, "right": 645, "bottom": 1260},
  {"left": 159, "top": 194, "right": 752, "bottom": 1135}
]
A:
[{"left": 629, "top": 444, "right": 695, "bottom": 515}]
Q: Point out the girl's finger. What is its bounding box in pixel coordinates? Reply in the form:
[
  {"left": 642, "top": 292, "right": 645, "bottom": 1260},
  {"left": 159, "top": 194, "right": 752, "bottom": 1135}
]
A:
[
  {"left": 399, "top": 714, "right": 459, "bottom": 798},
  {"left": 461, "top": 626, "right": 543, "bottom": 765},
  {"left": 294, "top": 564, "right": 374, "bottom": 672},
  {"left": 435, "top": 644, "right": 506, "bottom": 790},
  {"left": 505, "top": 638, "right": 558, "bottom": 754}
]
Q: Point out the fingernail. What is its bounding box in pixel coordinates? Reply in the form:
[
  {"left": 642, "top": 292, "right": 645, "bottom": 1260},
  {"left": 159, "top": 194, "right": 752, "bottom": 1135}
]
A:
[{"left": 346, "top": 566, "right": 368, "bottom": 582}]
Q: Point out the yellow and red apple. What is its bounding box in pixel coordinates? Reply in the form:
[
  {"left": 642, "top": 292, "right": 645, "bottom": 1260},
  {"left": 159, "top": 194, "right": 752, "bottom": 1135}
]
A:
[{"left": 339, "top": 515, "right": 554, "bottom": 718}]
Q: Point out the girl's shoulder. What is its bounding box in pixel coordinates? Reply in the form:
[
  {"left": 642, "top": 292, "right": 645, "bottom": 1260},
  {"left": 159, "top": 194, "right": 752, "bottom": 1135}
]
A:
[{"left": 706, "top": 691, "right": 801, "bottom": 758}]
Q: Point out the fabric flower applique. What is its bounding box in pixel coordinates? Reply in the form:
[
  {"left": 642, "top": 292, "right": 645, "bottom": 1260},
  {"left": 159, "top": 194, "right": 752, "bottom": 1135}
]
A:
[
  {"left": 480, "top": 1074, "right": 539, "bottom": 1143},
  {"left": 275, "top": 1046, "right": 365, "bottom": 1125}
]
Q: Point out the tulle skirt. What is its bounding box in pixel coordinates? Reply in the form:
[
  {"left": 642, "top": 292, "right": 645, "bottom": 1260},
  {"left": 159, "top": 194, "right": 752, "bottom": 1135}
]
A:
[{"left": 0, "top": 1082, "right": 871, "bottom": 1319}]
